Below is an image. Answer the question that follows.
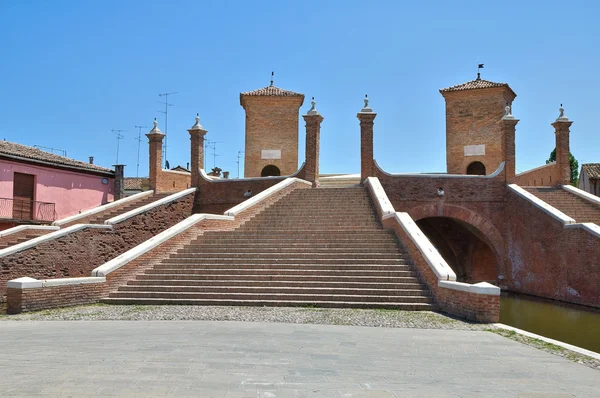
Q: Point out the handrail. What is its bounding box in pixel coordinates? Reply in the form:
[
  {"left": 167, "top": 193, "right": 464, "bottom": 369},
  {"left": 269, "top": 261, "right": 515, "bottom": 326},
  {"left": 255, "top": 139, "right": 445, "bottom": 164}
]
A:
[{"left": 0, "top": 198, "right": 56, "bottom": 222}]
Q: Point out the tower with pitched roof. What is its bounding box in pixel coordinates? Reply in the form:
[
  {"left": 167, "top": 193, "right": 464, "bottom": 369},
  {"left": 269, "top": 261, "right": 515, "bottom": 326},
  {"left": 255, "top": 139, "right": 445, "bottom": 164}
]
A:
[
  {"left": 440, "top": 75, "right": 517, "bottom": 175},
  {"left": 240, "top": 81, "right": 305, "bottom": 178}
]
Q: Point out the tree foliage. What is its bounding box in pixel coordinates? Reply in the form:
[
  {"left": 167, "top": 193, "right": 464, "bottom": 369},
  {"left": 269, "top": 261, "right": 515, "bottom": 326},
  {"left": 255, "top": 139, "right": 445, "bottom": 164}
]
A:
[{"left": 546, "top": 148, "right": 579, "bottom": 185}]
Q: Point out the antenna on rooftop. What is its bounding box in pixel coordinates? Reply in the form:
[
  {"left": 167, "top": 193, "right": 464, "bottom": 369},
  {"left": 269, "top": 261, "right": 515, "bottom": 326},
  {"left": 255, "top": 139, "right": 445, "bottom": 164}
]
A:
[
  {"left": 477, "top": 63, "right": 484, "bottom": 80},
  {"left": 270, "top": 71, "right": 274, "bottom": 87},
  {"left": 134, "top": 125, "right": 149, "bottom": 177},
  {"left": 111, "top": 129, "right": 127, "bottom": 164},
  {"left": 204, "top": 139, "right": 223, "bottom": 169},
  {"left": 158, "top": 91, "right": 177, "bottom": 168},
  {"left": 33, "top": 145, "right": 67, "bottom": 157},
  {"left": 236, "top": 150, "right": 244, "bottom": 178}
]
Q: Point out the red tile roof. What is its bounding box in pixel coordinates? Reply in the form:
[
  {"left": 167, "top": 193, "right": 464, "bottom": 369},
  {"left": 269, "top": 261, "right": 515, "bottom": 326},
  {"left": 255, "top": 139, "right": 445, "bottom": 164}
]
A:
[
  {"left": 124, "top": 177, "right": 149, "bottom": 190},
  {"left": 0, "top": 140, "right": 114, "bottom": 175},
  {"left": 240, "top": 85, "right": 304, "bottom": 97},
  {"left": 582, "top": 163, "right": 600, "bottom": 179},
  {"left": 440, "top": 78, "right": 515, "bottom": 96}
]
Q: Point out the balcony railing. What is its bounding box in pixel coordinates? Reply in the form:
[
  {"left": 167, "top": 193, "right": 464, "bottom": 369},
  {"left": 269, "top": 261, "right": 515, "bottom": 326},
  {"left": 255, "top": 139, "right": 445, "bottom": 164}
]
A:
[{"left": 0, "top": 198, "right": 56, "bottom": 222}]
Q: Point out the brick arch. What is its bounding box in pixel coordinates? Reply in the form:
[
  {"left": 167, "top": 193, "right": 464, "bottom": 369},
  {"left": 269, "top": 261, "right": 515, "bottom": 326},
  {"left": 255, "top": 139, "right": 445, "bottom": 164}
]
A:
[{"left": 408, "top": 203, "right": 506, "bottom": 273}]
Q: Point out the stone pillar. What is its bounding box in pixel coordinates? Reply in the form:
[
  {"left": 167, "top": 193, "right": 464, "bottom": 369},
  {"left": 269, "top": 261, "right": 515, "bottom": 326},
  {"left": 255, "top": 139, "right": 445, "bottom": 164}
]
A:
[
  {"left": 146, "top": 118, "right": 165, "bottom": 192},
  {"left": 113, "top": 164, "right": 125, "bottom": 200},
  {"left": 552, "top": 106, "right": 573, "bottom": 185},
  {"left": 302, "top": 98, "right": 323, "bottom": 187},
  {"left": 500, "top": 105, "right": 519, "bottom": 184},
  {"left": 357, "top": 95, "right": 377, "bottom": 181},
  {"left": 188, "top": 113, "right": 207, "bottom": 187}
]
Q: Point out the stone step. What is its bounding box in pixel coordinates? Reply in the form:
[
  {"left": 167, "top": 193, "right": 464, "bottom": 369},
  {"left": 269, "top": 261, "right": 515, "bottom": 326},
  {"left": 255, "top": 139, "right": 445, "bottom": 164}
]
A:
[
  {"left": 176, "top": 247, "right": 405, "bottom": 254},
  {"left": 127, "top": 279, "right": 426, "bottom": 289},
  {"left": 153, "top": 263, "right": 413, "bottom": 271},
  {"left": 160, "top": 258, "right": 412, "bottom": 265},
  {"left": 135, "top": 274, "right": 422, "bottom": 283},
  {"left": 100, "top": 297, "right": 436, "bottom": 311},
  {"left": 166, "top": 252, "right": 409, "bottom": 259},
  {"left": 107, "top": 291, "right": 433, "bottom": 303},
  {"left": 143, "top": 269, "right": 418, "bottom": 277},
  {"left": 116, "top": 285, "right": 431, "bottom": 297}
]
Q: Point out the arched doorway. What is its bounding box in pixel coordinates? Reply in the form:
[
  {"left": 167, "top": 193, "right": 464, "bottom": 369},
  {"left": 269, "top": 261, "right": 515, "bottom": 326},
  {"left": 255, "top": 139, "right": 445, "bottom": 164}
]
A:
[
  {"left": 416, "top": 217, "right": 497, "bottom": 283},
  {"left": 466, "top": 161, "right": 486, "bottom": 175},
  {"left": 261, "top": 165, "right": 281, "bottom": 177}
]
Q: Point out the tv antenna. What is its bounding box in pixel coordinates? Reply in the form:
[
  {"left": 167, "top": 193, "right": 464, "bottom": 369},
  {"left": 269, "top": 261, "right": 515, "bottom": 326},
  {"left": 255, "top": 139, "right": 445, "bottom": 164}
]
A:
[
  {"left": 134, "top": 125, "right": 149, "bottom": 177},
  {"left": 236, "top": 150, "right": 244, "bottom": 178},
  {"left": 111, "top": 129, "right": 126, "bottom": 164},
  {"left": 158, "top": 91, "right": 177, "bottom": 168},
  {"left": 204, "top": 139, "right": 223, "bottom": 169}
]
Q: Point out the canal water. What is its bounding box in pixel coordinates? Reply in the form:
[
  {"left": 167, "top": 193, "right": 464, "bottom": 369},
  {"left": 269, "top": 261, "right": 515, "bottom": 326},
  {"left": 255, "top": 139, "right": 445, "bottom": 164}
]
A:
[{"left": 500, "top": 292, "right": 600, "bottom": 354}]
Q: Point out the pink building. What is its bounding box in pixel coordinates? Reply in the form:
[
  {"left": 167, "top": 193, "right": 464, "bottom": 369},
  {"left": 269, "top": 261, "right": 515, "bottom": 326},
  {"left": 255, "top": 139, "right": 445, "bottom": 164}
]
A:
[{"left": 0, "top": 141, "right": 115, "bottom": 229}]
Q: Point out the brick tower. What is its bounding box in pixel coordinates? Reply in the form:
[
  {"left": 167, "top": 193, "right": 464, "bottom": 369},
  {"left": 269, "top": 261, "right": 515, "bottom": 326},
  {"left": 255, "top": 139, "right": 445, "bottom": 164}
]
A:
[
  {"left": 440, "top": 74, "right": 517, "bottom": 175},
  {"left": 240, "top": 81, "right": 305, "bottom": 178}
]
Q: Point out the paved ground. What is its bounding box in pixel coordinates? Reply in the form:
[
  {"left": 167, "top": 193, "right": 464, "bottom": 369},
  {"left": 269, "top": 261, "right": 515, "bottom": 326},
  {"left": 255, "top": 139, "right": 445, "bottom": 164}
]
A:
[{"left": 0, "top": 321, "right": 598, "bottom": 397}]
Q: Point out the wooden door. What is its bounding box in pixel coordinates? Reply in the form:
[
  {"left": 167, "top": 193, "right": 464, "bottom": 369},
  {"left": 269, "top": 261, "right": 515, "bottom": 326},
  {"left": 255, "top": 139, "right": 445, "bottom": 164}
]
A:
[{"left": 13, "top": 173, "right": 34, "bottom": 220}]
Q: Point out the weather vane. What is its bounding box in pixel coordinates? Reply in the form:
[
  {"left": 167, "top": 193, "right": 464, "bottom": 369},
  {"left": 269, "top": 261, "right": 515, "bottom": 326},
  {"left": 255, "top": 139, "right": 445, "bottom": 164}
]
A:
[{"left": 477, "top": 63, "right": 484, "bottom": 80}]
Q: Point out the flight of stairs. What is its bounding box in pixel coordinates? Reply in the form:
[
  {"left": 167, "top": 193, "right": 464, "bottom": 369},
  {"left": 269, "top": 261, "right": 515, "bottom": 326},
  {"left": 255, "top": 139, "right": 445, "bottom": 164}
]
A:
[
  {"left": 0, "top": 230, "right": 50, "bottom": 249},
  {"left": 524, "top": 187, "right": 600, "bottom": 225},
  {"left": 103, "top": 187, "right": 434, "bottom": 310},
  {"left": 84, "top": 193, "right": 172, "bottom": 224}
]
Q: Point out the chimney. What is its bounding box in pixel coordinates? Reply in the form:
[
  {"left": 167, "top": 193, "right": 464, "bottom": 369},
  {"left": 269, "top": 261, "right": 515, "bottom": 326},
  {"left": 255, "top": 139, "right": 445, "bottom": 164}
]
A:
[
  {"left": 89, "top": 156, "right": 94, "bottom": 164},
  {"left": 186, "top": 162, "right": 190, "bottom": 170},
  {"left": 223, "top": 171, "right": 230, "bottom": 179}
]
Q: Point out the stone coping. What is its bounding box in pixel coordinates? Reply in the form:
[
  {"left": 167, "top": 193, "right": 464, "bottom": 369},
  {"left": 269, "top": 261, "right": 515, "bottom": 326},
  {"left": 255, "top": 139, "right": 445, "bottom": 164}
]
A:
[
  {"left": 162, "top": 169, "right": 191, "bottom": 175},
  {"left": 224, "top": 178, "right": 312, "bottom": 217},
  {"left": 508, "top": 184, "right": 575, "bottom": 224},
  {"left": 363, "top": 177, "right": 395, "bottom": 219},
  {"left": 199, "top": 163, "right": 305, "bottom": 183},
  {"left": 439, "top": 280, "right": 500, "bottom": 296},
  {"left": 374, "top": 159, "right": 505, "bottom": 179},
  {"left": 92, "top": 214, "right": 233, "bottom": 277},
  {"left": 391, "top": 212, "right": 457, "bottom": 282},
  {"left": 53, "top": 190, "right": 154, "bottom": 226},
  {"left": 564, "top": 222, "right": 600, "bottom": 239},
  {"left": 515, "top": 161, "right": 556, "bottom": 176},
  {"left": 105, "top": 188, "right": 196, "bottom": 225},
  {"left": 7, "top": 276, "right": 106, "bottom": 289},
  {"left": 0, "top": 224, "right": 113, "bottom": 258},
  {"left": 0, "top": 225, "right": 59, "bottom": 238},
  {"left": 563, "top": 184, "right": 600, "bottom": 207}
]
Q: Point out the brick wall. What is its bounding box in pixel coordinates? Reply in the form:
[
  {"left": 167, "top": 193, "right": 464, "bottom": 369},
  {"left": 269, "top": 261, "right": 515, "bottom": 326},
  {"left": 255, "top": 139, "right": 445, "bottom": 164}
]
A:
[
  {"left": 241, "top": 96, "right": 304, "bottom": 178},
  {"left": 383, "top": 216, "right": 499, "bottom": 322},
  {"left": 7, "top": 282, "right": 104, "bottom": 314},
  {"left": 0, "top": 228, "right": 52, "bottom": 248},
  {"left": 506, "top": 190, "right": 600, "bottom": 308},
  {"left": 156, "top": 170, "right": 191, "bottom": 193},
  {"left": 195, "top": 168, "right": 306, "bottom": 214},
  {"left": 514, "top": 162, "right": 561, "bottom": 186},
  {"left": 0, "top": 192, "right": 194, "bottom": 297}
]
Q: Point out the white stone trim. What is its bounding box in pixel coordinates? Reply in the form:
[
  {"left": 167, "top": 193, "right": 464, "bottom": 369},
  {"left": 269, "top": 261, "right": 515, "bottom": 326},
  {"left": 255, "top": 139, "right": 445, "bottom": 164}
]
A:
[
  {"left": 224, "top": 178, "right": 312, "bottom": 217},
  {"left": 508, "top": 184, "right": 575, "bottom": 224},
  {"left": 53, "top": 190, "right": 154, "bottom": 226},
  {"left": 319, "top": 173, "right": 361, "bottom": 180},
  {"left": 392, "top": 212, "right": 457, "bottom": 281},
  {"left": 438, "top": 280, "right": 500, "bottom": 296},
  {"left": 374, "top": 159, "right": 505, "bottom": 179},
  {"left": 363, "top": 177, "right": 395, "bottom": 220},
  {"left": 494, "top": 323, "right": 600, "bottom": 360},
  {"left": 515, "top": 161, "right": 556, "bottom": 177},
  {"left": 562, "top": 184, "right": 600, "bottom": 207},
  {"left": 564, "top": 222, "right": 600, "bottom": 238},
  {"left": 199, "top": 163, "right": 306, "bottom": 183},
  {"left": 7, "top": 276, "right": 106, "bottom": 290},
  {"left": 105, "top": 188, "right": 196, "bottom": 225},
  {"left": 162, "top": 169, "right": 191, "bottom": 175},
  {"left": 0, "top": 225, "right": 59, "bottom": 238},
  {"left": 92, "top": 213, "right": 233, "bottom": 277},
  {"left": 0, "top": 224, "right": 113, "bottom": 258}
]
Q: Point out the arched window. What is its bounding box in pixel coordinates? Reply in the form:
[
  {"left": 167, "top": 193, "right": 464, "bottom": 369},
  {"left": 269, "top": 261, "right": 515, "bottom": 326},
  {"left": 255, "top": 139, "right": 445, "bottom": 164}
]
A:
[
  {"left": 261, "top": 165, "right": 281, "bottom": 177},
  {"left": 466, "top": 161, "right": 486, "bottom": 176}
]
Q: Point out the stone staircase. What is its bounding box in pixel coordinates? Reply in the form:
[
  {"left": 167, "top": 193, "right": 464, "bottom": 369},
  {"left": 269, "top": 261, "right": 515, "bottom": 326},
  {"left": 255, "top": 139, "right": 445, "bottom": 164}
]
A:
[
  {"left": 103, "top": 187, "right": 434, "bottom": 310},
  {"left": 84, "top": 193, "right": 172, "bottom": 224},
  {"left": 524, "top": 187, "right": 600, "bottom": 225}
]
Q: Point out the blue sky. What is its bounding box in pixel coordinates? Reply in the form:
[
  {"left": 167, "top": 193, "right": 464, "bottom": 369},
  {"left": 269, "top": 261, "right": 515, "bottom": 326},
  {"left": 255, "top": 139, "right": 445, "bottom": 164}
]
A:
[{"left": 1, "top": 0, "right": 599, "bottom": 177}]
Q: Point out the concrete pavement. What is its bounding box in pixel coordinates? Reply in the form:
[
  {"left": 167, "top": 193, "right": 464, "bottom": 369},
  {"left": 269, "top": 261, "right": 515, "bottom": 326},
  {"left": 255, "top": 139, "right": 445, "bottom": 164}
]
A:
[{"left": 0, "top": 320, "right": 597, "bottom": 397}]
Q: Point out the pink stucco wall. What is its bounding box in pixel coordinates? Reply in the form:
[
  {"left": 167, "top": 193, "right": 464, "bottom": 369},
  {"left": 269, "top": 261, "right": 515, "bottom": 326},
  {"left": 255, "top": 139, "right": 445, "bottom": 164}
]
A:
[{"left": 0, "top": 159, "right": 114, "bottom": 220}]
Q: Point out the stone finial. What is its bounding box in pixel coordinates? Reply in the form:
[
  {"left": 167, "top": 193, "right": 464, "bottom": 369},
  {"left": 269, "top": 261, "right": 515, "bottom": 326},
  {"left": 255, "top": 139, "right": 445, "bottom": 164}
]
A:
[
  {"left": 306, "top": 97, "right": 320, "bottom": 116},
  {"left": 556, "top": 104, "right": 569, "bottom": 122},
  {"left": 360, "top": 94, "right": 373, "bottom": 113},
  {"left": 148, "top": 118, "right": 163, "bottom": 134},
  {"left": 502, "top": 104, "right": 515, "bottom": 120},
  {"left": 190, "top": 113, "right": 204, "bottom": 130}
]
